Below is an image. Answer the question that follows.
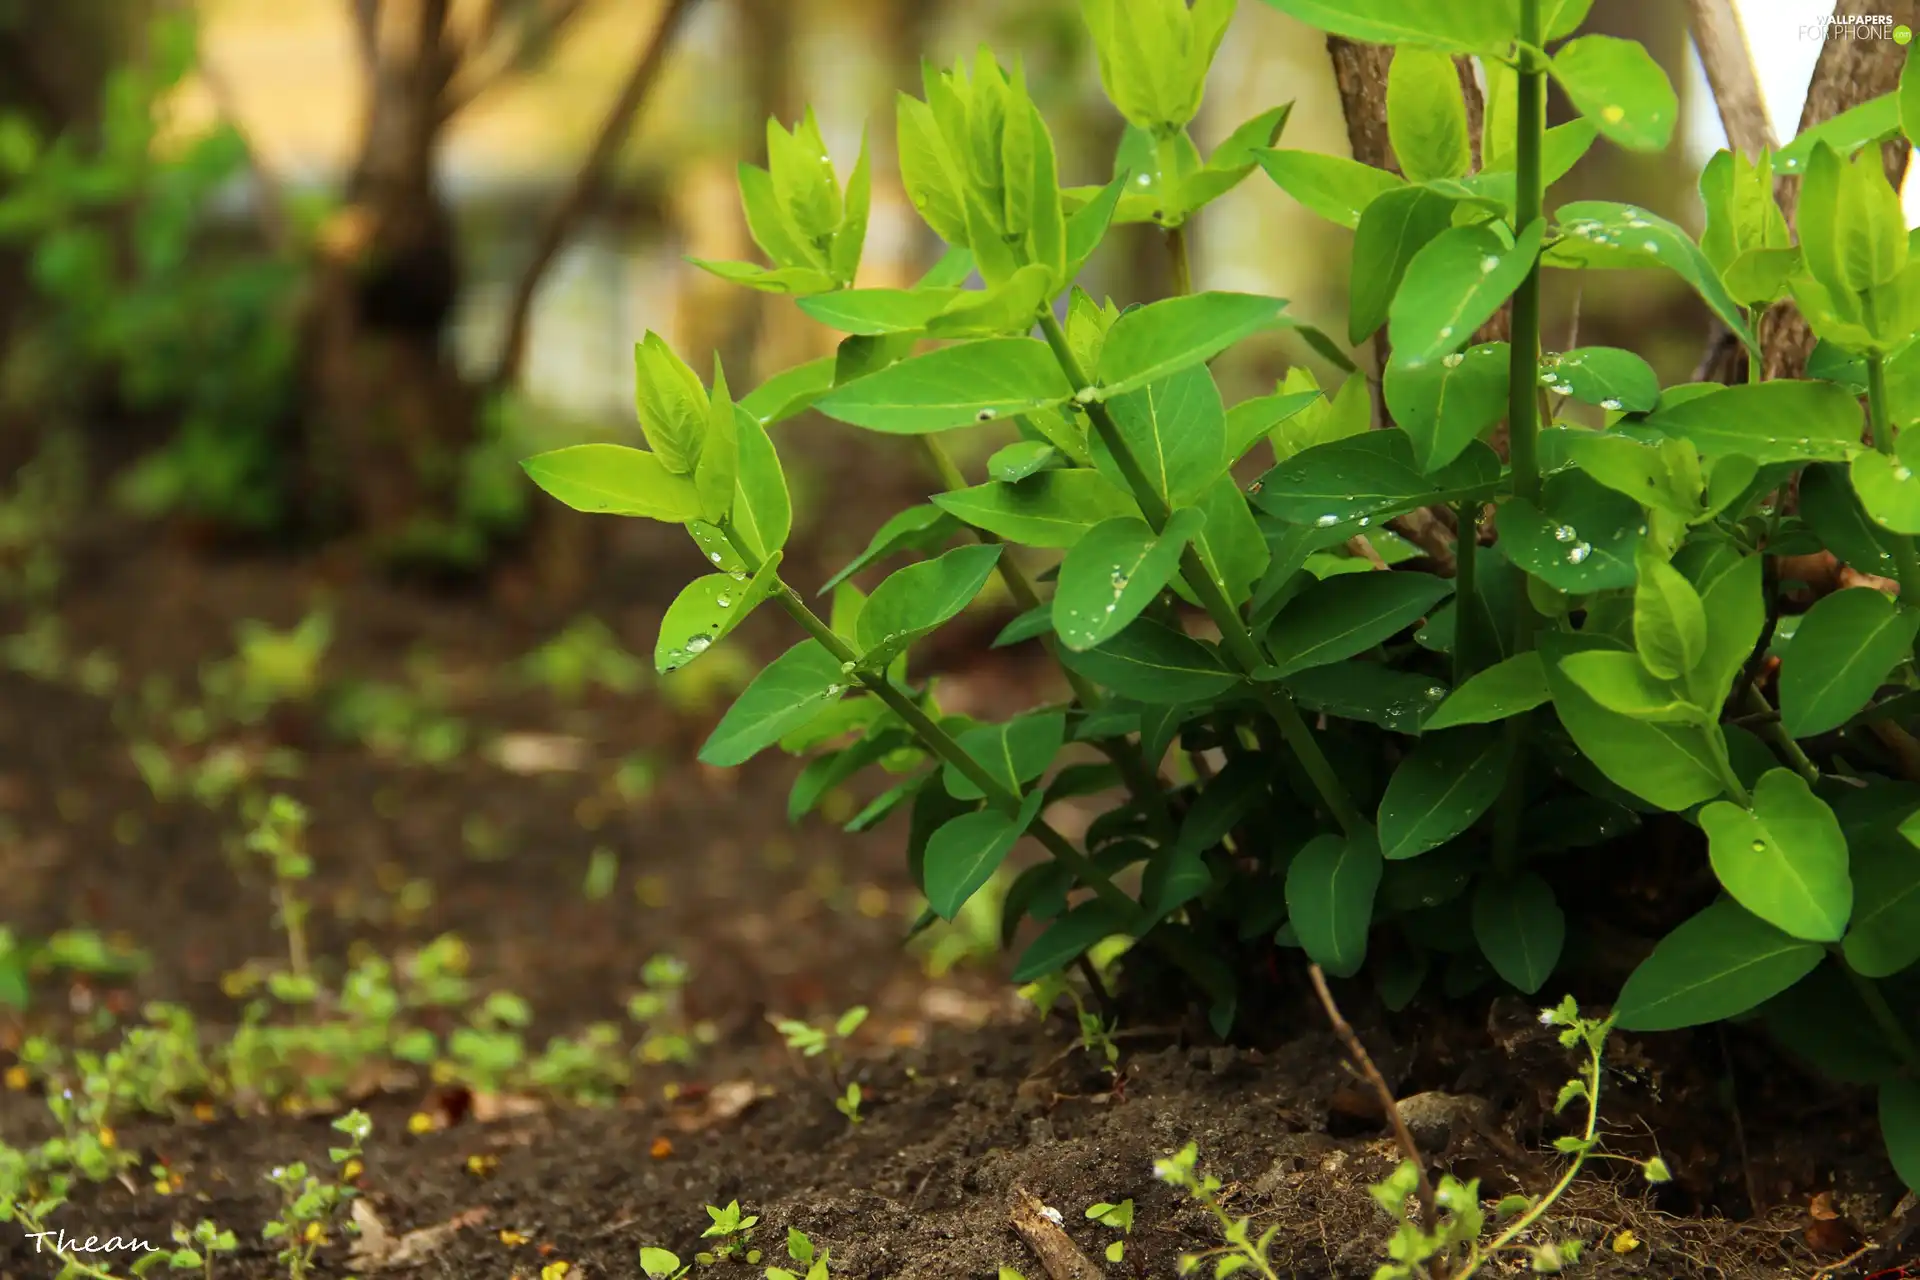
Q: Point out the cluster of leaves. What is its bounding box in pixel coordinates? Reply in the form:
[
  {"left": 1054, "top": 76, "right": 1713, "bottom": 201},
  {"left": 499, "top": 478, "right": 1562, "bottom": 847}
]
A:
[
  {"left": 522, "top": 0, "right": 1920, "bottom": 1192},
  {"left": 0, "top": 11, "right": 302, "bottom": 530}
]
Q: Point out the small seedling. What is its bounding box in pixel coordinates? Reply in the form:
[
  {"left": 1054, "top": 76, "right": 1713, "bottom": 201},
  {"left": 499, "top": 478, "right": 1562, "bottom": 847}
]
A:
[
  {"left": 243, "top": 795, "right": 313, "bottom": 981},
  {"left": 765, "top": 1227, "right": 829, "bottom": 1280},
  {"left": 834, "top": 1082, "right": 862, "bottom": 1125},
  {"left": 1154, "top": 1144, "right": 1280, "bottom": 1280},
  {"left": 642, "top": 1247, "right": 691, "bottom": 1280},
  {"left": 133, "top": 1218, "right": 238, "bottom": 1278},
  {"left": 695, "top": 1200, "right": 761, "bottom": 1265},
  {"left": 1019, "top": 973, "right": 1119, "bottom": 1076},
  {"left": 1086, "top": 1199, "right": 1133, "bottom": 1263},
  {"left": 771, "top": 1007, "right": 868, "bottom": 1124},
  {"left": 261, "top": 1109, "right": 369, "bottom": 1280}
]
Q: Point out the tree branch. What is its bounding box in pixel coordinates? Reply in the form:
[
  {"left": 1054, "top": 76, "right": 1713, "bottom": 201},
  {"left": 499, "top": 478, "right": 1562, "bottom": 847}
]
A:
[
  {"left": 442, "top": 0, "right": 592, "bottom": 118},
  {"left": 1686, "top": 0, "right": 1774, "bottom": 158},
  {"left": 488, "top": 0, "right": 704, "bottom": 393},
  {"left": 348, "top": 0, "right": 382, "bottom": 74}
]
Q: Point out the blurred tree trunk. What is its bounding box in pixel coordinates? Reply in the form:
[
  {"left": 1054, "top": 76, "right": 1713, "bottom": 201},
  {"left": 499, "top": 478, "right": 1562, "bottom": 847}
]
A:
[{"left": 303, "top": 0, "right": 474, "bottom": 552}]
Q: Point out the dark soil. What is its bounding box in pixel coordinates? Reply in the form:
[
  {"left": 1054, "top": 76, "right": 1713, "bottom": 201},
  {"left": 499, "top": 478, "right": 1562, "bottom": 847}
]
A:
[{"left": 0, "top": 503, "right": 1904, "bottom": 1280}]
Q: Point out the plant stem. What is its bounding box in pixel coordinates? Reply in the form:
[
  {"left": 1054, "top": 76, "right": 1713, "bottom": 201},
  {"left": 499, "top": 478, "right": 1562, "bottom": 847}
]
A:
[
  {"left": 717, "top": 522, "right": 1161, "bottom": 938},
  {"left": 1863, "top": 336, "right": 1920, "bottom": 606},
  {"left": 1738, "top": 684, "right": 1818, "bottom": 784},
  {"left": 1707, "top": 727, "right": 1753, "bottom": 806},
  {"left": 1491, "top": 0, "right": 1546, "bottom": 874},
  {"left": 1036, "top": 310, "right": 1366, "bottom": 837},
  {"left": 1452, "top": 500, "right": 1482, "bottom": 685},
  {"left": 918, "top": 435, "right": 1176, "bottom": 841},
  {"left": 1168, "top": 224, "right": 1193, "bottom": 297},
  {"left": 1840, "top": 955, "right": 1920, "bottom": 1071}
]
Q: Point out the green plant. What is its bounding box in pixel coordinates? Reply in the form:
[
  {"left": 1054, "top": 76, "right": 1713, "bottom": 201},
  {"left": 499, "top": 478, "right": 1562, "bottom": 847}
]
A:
[
  {"left": 1085, "top": 1198, "right": 1133, "bottom": 1263},
  {"left": 833, "top": 1082, "right": 863, "bottom": 1125},
  {"left": 0, "top": 11, "right": 302, "bottom": 531},
  {"left": 131, "top": 1219, "right": 239, "bottom": 1279},
  {"left": 260, "top": 1110, "right": 369, "bottom": 1279},
  {"left": 243, "top": 795, "right": 315, "bottom": 984},
  {"left": 522, "top": 0, "right": 1920, "bottom": 1191},
  {"left": 1153, "top": 1144, "right": 1280, "bottom": 1280},
  {"left": 694, "top": 1201, "right": 762, "bottom": 1266},
  {"left": 765, "top": 1228, "right": 830, "bottom": 1280},
  {"left": 520, "top": 617, "right": 644, "bottom": 703},
  {"left": 1019, "top": 970, "right": 1120, "bottom": 1075}
]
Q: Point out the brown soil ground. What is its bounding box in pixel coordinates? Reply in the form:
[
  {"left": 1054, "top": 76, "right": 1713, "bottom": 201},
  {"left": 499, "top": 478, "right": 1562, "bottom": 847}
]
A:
[{"left": 0, "top": 499, "right": 1905, "bottom": 1280}]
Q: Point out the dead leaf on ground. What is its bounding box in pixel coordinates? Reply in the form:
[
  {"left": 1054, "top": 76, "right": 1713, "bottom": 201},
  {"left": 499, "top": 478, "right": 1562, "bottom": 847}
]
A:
[
  {"left": 490, "top": 733, "right": 589, "bottom": 775},
  {"left": 348, "top": 1201, "right": 489, "bottom": 1270},
  {"left": 666, "top": 1079, "right": 767, "bottom": 1132}
]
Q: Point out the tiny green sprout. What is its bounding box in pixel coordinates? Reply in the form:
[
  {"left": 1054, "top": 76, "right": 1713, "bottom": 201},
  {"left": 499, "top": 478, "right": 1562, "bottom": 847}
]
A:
[
  {"left": 835, "top": 1082, "right": 863, "bottom": 1125},
  {"left": 695, "top": 1201, "right": 761, "bottom": 1265},
  {"left": 641, "top": 1246, "right": 690, "bottom": 1280},
  {"left": 765, "top": 1227, "right": 830, "bottom": 1280},
  {"left": 1643, "top": 1156, "right": 1672, "bottom": 1184},
  {"left": 1087, "top": 1199, "right": 1133, "bottom": 1262}
]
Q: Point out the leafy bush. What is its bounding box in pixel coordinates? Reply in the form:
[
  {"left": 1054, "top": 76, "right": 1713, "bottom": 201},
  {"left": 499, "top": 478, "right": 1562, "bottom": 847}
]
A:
[
  {"left": 0, "top": 11, "right": 302, "bottom": 529},
  {"left": 525, "top": 0, "right": 1920, "bottom": 1191}
]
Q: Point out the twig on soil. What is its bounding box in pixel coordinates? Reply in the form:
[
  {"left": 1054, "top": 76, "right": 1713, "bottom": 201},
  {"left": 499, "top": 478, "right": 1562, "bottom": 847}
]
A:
[
  {"left": 1307, "top": 964, "right": 1438, "bottom": 1236},
  {"left": 1807, "top": 1243, "right": 1874, "bottom": 1280},
  {"left": 1010, "top": 1188, "right": 1105, "bottom": 1280}
]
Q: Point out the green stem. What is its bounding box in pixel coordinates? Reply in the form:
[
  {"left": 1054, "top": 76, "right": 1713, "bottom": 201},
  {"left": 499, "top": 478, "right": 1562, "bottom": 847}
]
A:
[
  {"left": 1738, "top": 683, "right": 1818, "bottom": 784},
  {"left": 1168, "top": 224, "right": 1193, "bottom": 298},
  {"left": 1707, "top": 726, "right": 1753, "bottom": 806},
  {"left": 1036, "top": 310, "right": 1366, "bottom": 837},
  {"left": 1491, "top": 0, "right": 1546, "bottom": 875},
  {"left": 1841, "top": 955, "right": 1920, "bottom": 1071},
  {"left": 919, "top": 435, "right": 1176, "bottom": 841},
  {"left": 1452, "top": 500, "right": 1482, "bottom": 685},
  {"left": 719, "top": 522, "right": 1148, "bottom": 929},
  {"left": 1864, "top": 337, "right": 1920, "bottom": 606}
]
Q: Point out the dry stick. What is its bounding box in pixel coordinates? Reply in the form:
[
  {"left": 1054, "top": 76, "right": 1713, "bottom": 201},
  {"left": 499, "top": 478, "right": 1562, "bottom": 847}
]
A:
[
  {"left": 489, "top": 0, "right": 705, "bottom": 391},
  {"left": 1010, "top": 1189, "right": 1104, "bottom": 1280},
  {"left": 1306, "top": 965, "right": 1437, "bottom": 1238}
]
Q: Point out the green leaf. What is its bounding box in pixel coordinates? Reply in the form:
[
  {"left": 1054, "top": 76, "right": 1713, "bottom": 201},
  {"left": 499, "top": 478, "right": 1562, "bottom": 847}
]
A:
[
  {"left": 943, "top": 713, "right": 1068, "bottom": 802},
  {"left": 1054, "top": 508, "right": 1206, "bottom": 651},
  {"left": 1378, "top": 727, "right": 1512, "bottom": 860},
  {"left": 897, "top": 94, "right": 968, "bottom": 244},
  {"left": 1388, "top": 220, "right": 1545, "bottom": 368},
  {"left": 1098, "top": 366, "right": 1228, "bottom": 505},
  {"left": 1285, "top": 831, "right": 1384, "bottom": 979},
  {"left": 1059, "top": 618, "right": 1240, "bottom": 703},
  {"left": 1499, "top": 470, "right": 1643, "bottom": 593},
  {"left": 1881, "top": 1080, "right": 1920, "bottom": 1195},
  {"left": 821, "top": 505, "right": 960, "bottom": 593},
  {"left": 634, "top": 332, "right": 711, "bottom": 474},
  {"left": 699, "top": 641, "right": 848, "bottom": 767},
  {"left": 816, "top": 339, "right": 1073, "bottom": 434},
  {"left": 1633, "top": 544, "right": 1707, "bottom": 680},
  {"left": 1424, "top": 652, "right": 1549, "bottom": 730},
  {"left": 1471, "top": 873, "right": 1565, "bottom": 995},
  {"left": 1614, "top": 899, "right": 1825, "bottom": 1032},
  {"left": 1853, "top": 450, "right": 1920, "bottom": 534},
  {"left": 1843, "top": 826, "right": 1920, "bottom": 978},
  {"left": 856, "top": 544, "right": 1004, "bottom": 667},
  {"left": 732, "top": 408, "right": 792, "bottom": 560},
  {"left": 1287, "top": 662, "right": 1452, "bottom": 733},
  {"left": 1254, "top": 0, "right": 1519, "bottom": 53},
  {"left": 1538, "top": 347, "right": 1659, "bottom": 413},
  {"left": 1776, "top": 92, "right": 1900, "bottom": 173},
  {"left": 1551, "top": 202, "right": 1756, "bottom": 350},
  {"left": 933, "top": 470, "right": 1140, "bottom": 548},
  {"left": 1271, "top": 369, "right": 1370, "bottom": 462},
  {"left": 928, "top": 265, "right": 1055, "bottom": 339},
  {"left": 1188, "top": 472, "right": 1272, "bottom": 606},
  {"left": 1802, "top": 142, "right": 1909, "bottom": 296},
  {"left": 695, "top": 359, "right": 739, "bottom": 523},
  {"left": 522, "top": 444, "right": 702, "bottom": 523},
  {"left": 1684, "top": 543, "right": 1767, "bottom": 712},
  {"left": 1096, "top": 293, "right": 1290, "bottom": 398},
  {"left": 1548, "top": 35, "right": 1677, "bottom": 152},
  {"left": 1256, "top": 429, "right": 1501, "bottom": 527},
  {"left": 1700, "top": 769, "right": 1852, "bottom": 943},
  {"left": 924, "top": 790, "right": 1047, "bottom": 918},
  {"left": 1802, "top": 462, "right": 1904, "bottom": 580},
  {"left": 1539, "top": 632, "right": 1723, "bottom": 811},
  {"left": 987, "top": 440, "right": 1060, "bottom": 483},
  {"left": 1558, "top": 650, "right": 1698, "bottom": 724},
  {"left": 1266, "top": 570, "right": 1455, "bottom": 678},
  {"left": 1383, "top": 341, "right": 1509, "bottom": 472},
  {"left": 689, "top": 258, "right": 838, "bottom": 296},
  {"left": 741, "top": 358, "right": 836, "bottom": 426},
  {"left": 656, "top": 557, "right": 782, "bottom": 674},
  {"left": 1639, "top": 380, "right": 1862, "bottom": 464},
  {"left": 1387, "top": 48, "right": 1470, "bottom": 182},
  {"left": 738, "top": 162, "right": 817, "bottom": 269},
  {"left": 1256, "top": 149, "right": 1404, "bottom": 230},
  {"left": 1350, "top": 186, "right": 1458, "bottom": 346},
  {"left": 1012, "top": 900, "right": 1133, "bottom": 982},
  {"left": 1227, "top": 390, "right": 1320, "bottom": 463},
  {"left": 797, "top": 288, "right": 957, "bottom": 335},
  {"left": 1780, "top": 586, "right": 1918, "bottom": 737}
]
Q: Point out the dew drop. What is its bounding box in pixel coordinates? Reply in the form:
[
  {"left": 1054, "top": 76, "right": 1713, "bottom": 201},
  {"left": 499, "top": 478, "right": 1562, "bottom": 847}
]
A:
[
  {"left": 976, "top": 408, "right": 998, "bottom": 422},
  {"left": 1315, "top": 513, "right": 1340, "bottom": 527},
  {"left": 709, "top": 552, "right": 725, "bottom": 564},
  {"left": 1358, "top": 516, "right": 1371, "bottom": 527},
  {"left": 1480, "top": 254, "right": 1500, "bottom": 274},
  {"left": 1437, "top": 326, "right": 1453, "bottom": 340},
  {"left": 840, "top": 661, "right": 857, "bottom": 675},
  {"left": 1600, "top": 398, "right": 1623, "bottom": 411},
  {"left": 1898, "top": 465, "right": 1915, "bottom": 482},
  {"left": 1750, "top": 838, "right": 1767, "bottom": 853},
  {"left": 1567, "top": 542, "right": 1592, "bottom": 565},
  {"left": 1642, "top": 239, "right": 1659, "bottom": 253},
  {"left": 685, "top": 635, "right": 712, "bottom": 656},
  {"left": 715, "top": 595, "right": 733, "bottom": 608},
  {"left": 1552, "top": 524, "right": 1577, "bottom": 543},
  {"left": 1443, "top": 352, "right": 1465, "bottom": 369},
  {"left": 1136, "top": 172, "right": 1153, "bottom": 186}
]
